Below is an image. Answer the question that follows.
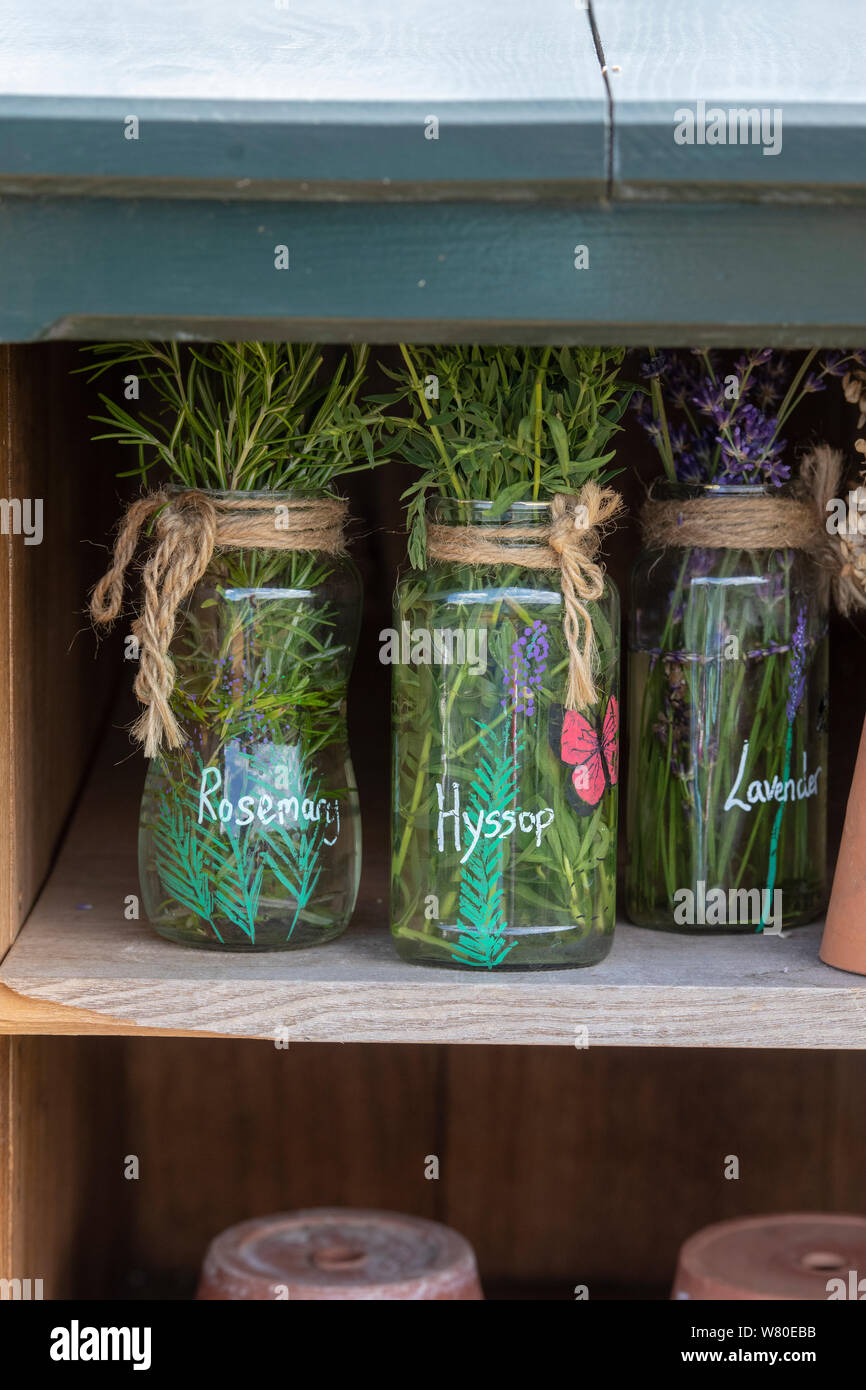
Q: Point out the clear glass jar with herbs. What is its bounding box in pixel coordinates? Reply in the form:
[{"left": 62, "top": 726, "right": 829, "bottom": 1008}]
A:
[
  {"left": 626, "top": 483, "right": 828, "bottom": 933},
  {"left": 137, "top": 490, "right": 362, "bottom": 950},
  {"left": 86, "top": 341, "right": 383, "bottom": 951},
  {"left": 391, "top": 498, "right": 620, "bottom": 969}
]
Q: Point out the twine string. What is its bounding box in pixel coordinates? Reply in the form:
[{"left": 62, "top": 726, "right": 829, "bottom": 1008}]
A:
[
  {"left": 640, "top": 495, "right": 816, "bottom": 550},
  {"left": 91, "top": 490, "right": 348, "bottom": 756},
  {"left": 426, "top": 484, "right": 622, "bottom": 710},
  {"left": 639, "top": 445, "right": 866, "bottom": 617}
]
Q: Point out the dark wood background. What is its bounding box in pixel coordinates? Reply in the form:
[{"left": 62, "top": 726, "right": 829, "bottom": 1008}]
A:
[{"left": 7, "top": 1034, "right": 866, "bottom": 1299}]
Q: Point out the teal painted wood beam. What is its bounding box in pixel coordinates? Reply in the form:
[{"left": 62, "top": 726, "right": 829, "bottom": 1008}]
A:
[
  {"left": 2, "top": 196, "right": 863, "bottom": 345},
  {"left": 0, "top": 97, "right": 606, "bottom": 187},
  {"left": 0, "top": 0, "right": 608, "bottom": 187}
]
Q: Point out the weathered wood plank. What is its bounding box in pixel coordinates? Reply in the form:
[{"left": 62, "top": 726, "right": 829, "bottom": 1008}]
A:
[
  {"left": 0, "top": 723, "right": 864, "bottom": 1046},
  {"left": 2, "top": 196, "right": 866, "bottom": 344},
  {"left": 0, "top": 0, "right": 601, "bottom": 103},
  {"left": 0, "top": 353, "right": 13, "bottom": 952},
  {"left": 594, "top": 0, "right": 866, "bottom": 190},
  {"left": 0, "top": 102, "right": 607, "bottom": 189},
  {"left": 6, "top": 923, "right": 866, "bottom": 1047}
]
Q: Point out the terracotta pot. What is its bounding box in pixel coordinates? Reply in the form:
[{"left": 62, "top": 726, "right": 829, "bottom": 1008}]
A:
[
  {"left": 196, "top": 1208, "right": 483, "bottom": 1300},
  {"left": 672, "top": 1213, "right": 866, "bottom": 1300},
  {"left": 821, "top": 712, "right": 866, "bottom": 974}
]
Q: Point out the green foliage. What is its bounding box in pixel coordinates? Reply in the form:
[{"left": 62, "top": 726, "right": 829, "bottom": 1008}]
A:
[
  {"left": 84, "top": 343, "right": 361, "bottom": 947},
  {"left": 451, "top": 723, "right": 522, "bottom": 969},
  {"left": 170, "top": 556, "right": 349, "bottom": 759},
  {"left": 390, "top": 569, "right": 619, "bottom": 964},
  {"left": 82, "top": 341, "right": 383, "bottom": 492},
  {"left": 82, "top": 342, "right": 367, "bottom": 768},
  {"left": 627, "top": 549, "right": 824, "bottom": 927},
  {"left": 375, "top": 344, "right": 632, "bottom": 566},
  {"left": 151, "top": 752, "right": 334, "bottom": 945}
]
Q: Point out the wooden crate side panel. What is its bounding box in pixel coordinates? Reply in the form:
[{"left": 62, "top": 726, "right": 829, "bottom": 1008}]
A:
[
  {"left": 0, "top": 349, "right": 14, "bottom": 951},
  {"left": 1, "top": 343, "right": 118, "bottom": 950}
]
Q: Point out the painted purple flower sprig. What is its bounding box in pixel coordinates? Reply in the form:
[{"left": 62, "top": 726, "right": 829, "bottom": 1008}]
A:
[
  {"left": 785, "top": 605, "right": 808, "bottom": 725},
  {"left": 635, "top": 348, "right": 866, "bottom": 487},
  {"left": 502, "top": 619, "right": 549, "bottom": 717}
]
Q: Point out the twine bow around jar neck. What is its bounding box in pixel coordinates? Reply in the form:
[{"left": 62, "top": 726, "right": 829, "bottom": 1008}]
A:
[
  {"left": 425, "top": 483, "right": 622, "bottom": 710},
  {"left": 639, "top": 445, "right": 866, "bottom": 618},
  {"left": 90, "top": 489, "right": 349, "bottom": 757}
]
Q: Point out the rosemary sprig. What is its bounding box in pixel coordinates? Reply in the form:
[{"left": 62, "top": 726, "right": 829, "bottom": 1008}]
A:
[
  {"left": 82, "top": 341, "right": 379, "bottom": 764},
  {"left": 81, "top": 341, "right": 383, "bottom": 492}
]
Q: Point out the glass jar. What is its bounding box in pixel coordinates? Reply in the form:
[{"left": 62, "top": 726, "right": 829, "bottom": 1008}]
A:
[
  {"left": 138, "top": 490, "right": 362, "bottom": 950},
  {"left": 626, "top": 483, "right": 828, "bottom": 933},
  {"left": 391, "top": 498, "right": 620, "bottom": 969}
]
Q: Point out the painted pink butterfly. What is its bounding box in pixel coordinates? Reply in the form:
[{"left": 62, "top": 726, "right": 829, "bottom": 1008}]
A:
[{"left": 549, "top": 695, "right": 619, "bottom": 814}]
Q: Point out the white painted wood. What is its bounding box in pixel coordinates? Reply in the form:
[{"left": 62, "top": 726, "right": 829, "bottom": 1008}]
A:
[
  {"left": 0, "top": 0, "right": 602, "bottom": 102},
  {"left": 595, "top": 0, "right": 864, "bottom": 103},
  {"left": 593, "top": 0, "right": 866, "bottom": 187}
]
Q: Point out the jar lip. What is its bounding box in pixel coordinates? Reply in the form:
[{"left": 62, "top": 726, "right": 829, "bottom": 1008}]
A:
[
  {"left": 654, "top": 480, "right": 790, "bottom": 498},
  {"left": 427, "top": 496, "right": 560, "bottom": 520},
  {"left": 163, "top": 484, "right": 336, "bottom": 501}
]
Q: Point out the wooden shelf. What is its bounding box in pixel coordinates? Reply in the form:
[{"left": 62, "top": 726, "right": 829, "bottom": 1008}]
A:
[{"left": 1, "top": 723, "right": 864, "bottom": 1047}]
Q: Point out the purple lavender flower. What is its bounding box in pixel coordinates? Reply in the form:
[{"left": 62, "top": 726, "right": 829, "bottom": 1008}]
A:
[
  {"left": 692, "top": 379, "right": 730, "bottom": 426},
  {"left": 666, "top": 423, "right": 687, "bottom": 453},
  {"left": 686, "top": 547, "right": 716, "bottom": 579},
  {"left": 640, "top": 355, "right": 668, "bottom": 380},
  {"left": 820, "top": 351, "right": 848, "bottom": 377},
  {"left": 665, "top": 355, "right": 706, "bottom": 409},
  {"left": 802, "top": 372, "right": 826, "bottom": 394},
  {"left": 677, "top": 432, "right": 718, "bottom": 483},
  {"left": 786, "top": 606, "right": 807, "bottom": 724},
  {"left": 820, "top": 349, "right": 866, "bottom": 377},
  {"left": 633, "top": 349, "right": 803, "bottom": 487},
  {"left": 716, "top": 404, "right": 789, "bottom": 484},
  {"left": 653, "top": 659, "right": 694, "bottom": 789}
]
